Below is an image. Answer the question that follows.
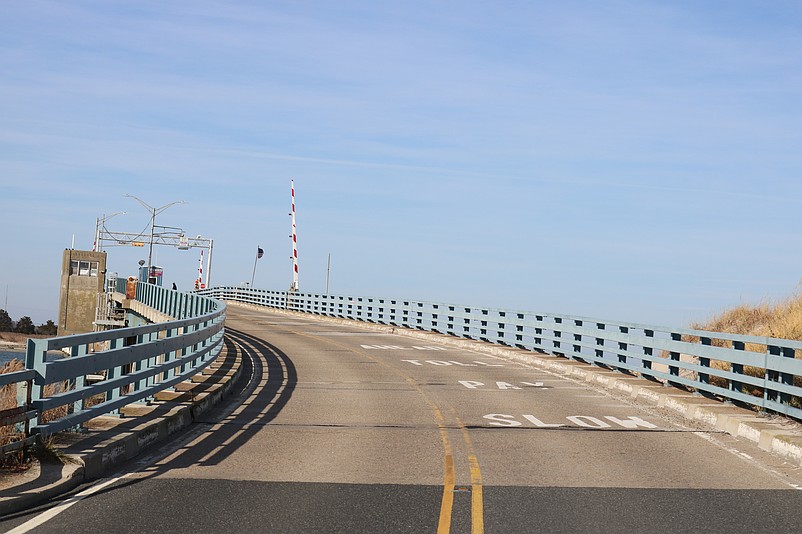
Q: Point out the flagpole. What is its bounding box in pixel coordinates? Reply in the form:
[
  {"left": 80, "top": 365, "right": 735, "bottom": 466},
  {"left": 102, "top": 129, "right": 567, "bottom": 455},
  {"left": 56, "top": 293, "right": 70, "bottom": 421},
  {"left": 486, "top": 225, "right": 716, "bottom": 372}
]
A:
[
  {"left": 251, "top": 246, "right": 259, "bottom": 287},
  {"left": 251, "top": 246, "right": 264, "bottom": 287},
  {"left": 326, "top": 253, "right": 331, "bottom": 294}
]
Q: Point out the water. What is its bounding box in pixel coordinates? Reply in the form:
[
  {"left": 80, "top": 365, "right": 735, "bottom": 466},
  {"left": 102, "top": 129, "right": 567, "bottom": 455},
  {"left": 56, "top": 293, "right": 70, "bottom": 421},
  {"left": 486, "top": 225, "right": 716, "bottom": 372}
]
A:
[
  {"left": 1, "top": 350, "right": 68, "bottom": 366},
  {"left": 0, "top": 350, "right": 25, "bottom": 365}
]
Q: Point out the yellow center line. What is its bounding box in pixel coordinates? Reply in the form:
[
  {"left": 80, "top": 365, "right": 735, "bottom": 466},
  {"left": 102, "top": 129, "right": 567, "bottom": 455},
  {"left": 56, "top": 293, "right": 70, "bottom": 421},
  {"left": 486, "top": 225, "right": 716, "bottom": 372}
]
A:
[
  {"left": 288, "top": 325, "right": 465, "bottom": 534},
  {"left": 438, "top": 452, "right": 456, "bottom": 534},
  {"left": 239, "top": 309, "right": 491, "bottom": 532},
  {"left": 426, "top": 399, "right": 457, "bottom": 534},
  {"left": 469, "top": 454, "right": 484, "bottom": 534},
  {"left": 454, "top": 410, "right": 484, "bottom": 534}
]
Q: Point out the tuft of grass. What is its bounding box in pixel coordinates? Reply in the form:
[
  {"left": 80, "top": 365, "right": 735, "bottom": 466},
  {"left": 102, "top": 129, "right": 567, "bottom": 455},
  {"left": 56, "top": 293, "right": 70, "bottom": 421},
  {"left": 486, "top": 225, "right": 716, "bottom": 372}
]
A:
[
  {"left": 689, "top": 293, "right": 802, "bottom": 406},
  {"left": 31, "top": 435, "right": 79, "bottom": 465},
  {"left": 0, "top": 359, "right": 73, "bottom": 468},
  {"left": 691, "top": 295, "right": 802, "bottom": 341}
]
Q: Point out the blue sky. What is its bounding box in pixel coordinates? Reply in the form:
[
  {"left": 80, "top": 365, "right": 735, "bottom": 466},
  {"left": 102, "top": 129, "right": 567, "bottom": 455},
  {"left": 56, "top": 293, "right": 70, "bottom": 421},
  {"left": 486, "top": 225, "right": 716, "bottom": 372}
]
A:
[{"left": 2, "top": 1, "right": 802, "bottom": 327}]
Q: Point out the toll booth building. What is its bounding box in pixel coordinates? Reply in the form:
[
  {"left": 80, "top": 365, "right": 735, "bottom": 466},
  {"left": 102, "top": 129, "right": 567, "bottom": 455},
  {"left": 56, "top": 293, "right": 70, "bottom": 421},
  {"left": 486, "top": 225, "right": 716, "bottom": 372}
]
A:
[
  {"left": 138, "top": 265, "right": 164, "bottom": 286},
  {"left": 57, "top": 249, "right": 108, "bottom": 336}
]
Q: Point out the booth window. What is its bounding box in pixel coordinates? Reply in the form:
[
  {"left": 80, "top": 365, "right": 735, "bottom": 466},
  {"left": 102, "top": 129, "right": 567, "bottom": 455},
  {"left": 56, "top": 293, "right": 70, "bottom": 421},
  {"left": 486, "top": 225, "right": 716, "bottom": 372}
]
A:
[{"left": 70, "top": 260, "right": 99, "bottom": 277}]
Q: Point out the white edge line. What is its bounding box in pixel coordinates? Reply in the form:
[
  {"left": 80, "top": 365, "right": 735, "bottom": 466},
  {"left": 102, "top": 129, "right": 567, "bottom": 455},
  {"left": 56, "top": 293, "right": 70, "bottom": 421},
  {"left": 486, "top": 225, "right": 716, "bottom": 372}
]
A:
[
  {"left": 6, "top": 475, "right": 126, "bottom": 534},
  {"left": 9, "top": 338, "right": 256, "bottom": 533}
]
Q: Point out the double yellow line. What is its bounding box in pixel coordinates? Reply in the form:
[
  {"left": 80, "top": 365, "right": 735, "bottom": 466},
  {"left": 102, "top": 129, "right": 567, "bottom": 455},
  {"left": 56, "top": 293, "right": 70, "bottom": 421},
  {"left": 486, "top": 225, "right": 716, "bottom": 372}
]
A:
[
  {"left": 292, "top": 329, "right": 484, "bottom": 533},
  {"left": 436, "top": 408, "right": 484, "bottom": 534}
]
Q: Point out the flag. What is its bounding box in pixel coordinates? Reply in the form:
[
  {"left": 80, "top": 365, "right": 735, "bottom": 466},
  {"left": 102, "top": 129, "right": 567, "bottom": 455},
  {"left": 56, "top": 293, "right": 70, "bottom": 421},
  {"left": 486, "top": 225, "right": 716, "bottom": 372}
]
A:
[{"left": 257, "top": 247, "right": 264, "bottom": 259}]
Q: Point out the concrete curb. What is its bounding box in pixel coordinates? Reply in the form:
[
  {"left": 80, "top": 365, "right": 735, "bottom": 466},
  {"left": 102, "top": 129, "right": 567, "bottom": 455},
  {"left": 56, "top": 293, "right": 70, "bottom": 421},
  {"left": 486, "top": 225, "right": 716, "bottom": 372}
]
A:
[
  {"left": 0, "top": 342, "right": 242, "bottom": 517},
  {"left": 240, "top": 302, "right": 802, "bottom": 467},
  {"left": 0, "top": 463, "right": 84, "bottom": 518}
]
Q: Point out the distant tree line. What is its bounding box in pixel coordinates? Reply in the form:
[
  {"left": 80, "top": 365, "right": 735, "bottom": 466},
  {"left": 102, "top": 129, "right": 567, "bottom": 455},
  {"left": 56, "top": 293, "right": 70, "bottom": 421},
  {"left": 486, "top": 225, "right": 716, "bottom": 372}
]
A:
[{"left": 0, "top": 309, "right": 58, "bottom": 336}]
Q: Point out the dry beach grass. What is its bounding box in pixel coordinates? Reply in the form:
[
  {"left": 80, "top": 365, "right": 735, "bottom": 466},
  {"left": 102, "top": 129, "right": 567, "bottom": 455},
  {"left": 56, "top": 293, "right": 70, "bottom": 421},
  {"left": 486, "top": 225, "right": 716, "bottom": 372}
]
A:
[
  {"left": 1, "top": 357, "right": 69, "bottom": 469},
  {"left": 0, "top": 358, "right": 27, "bottom": 468},
  {"left": 684, "top": 293, "right": 802, "bottom": 404},
  {"left": 0, "top": 332, "right": 48, "bottom": 347}
]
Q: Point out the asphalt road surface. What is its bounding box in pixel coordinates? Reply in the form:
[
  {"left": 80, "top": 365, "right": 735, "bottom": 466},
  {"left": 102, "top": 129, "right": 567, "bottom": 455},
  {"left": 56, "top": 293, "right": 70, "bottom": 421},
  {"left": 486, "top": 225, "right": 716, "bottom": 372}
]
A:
[{"left": 5, "top": 305, "right": 802, "bottom": 533}]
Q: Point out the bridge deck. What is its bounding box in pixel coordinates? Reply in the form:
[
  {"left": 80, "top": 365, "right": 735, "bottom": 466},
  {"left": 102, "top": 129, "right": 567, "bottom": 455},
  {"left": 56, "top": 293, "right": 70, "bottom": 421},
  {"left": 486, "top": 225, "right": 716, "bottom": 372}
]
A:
[{"left": 5, "top": 305, "right": 802, "bottom": 533}]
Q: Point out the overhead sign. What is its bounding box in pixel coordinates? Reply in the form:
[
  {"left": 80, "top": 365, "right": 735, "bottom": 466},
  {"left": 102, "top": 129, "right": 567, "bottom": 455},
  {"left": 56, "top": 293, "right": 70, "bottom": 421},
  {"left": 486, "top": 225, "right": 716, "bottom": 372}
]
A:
[{"left": 132, "top": 242, "right": 145, "bottom": 247}]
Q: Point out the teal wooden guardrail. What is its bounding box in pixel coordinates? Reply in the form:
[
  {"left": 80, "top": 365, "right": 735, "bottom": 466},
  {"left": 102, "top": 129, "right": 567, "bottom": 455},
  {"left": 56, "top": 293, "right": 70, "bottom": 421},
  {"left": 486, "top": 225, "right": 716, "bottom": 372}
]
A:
[
  {"left": 0, "top": 282, "right": 224, "bottom": 456},
  {"left": 201, "top": 285, "right": 802, "bottom": 421},
  {"left": 0, "top": 368, "right": 37, "bottom": 456}
]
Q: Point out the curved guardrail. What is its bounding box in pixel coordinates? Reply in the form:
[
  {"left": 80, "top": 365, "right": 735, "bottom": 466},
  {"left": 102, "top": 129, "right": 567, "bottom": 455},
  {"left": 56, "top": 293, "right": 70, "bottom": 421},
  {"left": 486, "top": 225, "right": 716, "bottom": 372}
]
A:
[
  {"left": 1, "top": 283, "right": 224, "bottom": 456},
  {"left": 201, "top": 286, "right": 802, "bottom": 421}
]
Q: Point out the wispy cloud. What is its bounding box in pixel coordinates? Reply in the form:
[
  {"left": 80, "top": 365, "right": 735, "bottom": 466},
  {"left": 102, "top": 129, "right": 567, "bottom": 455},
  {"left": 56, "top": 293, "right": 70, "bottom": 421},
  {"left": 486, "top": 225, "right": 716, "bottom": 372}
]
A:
[{"left": 2, "top": 1, "right": 802, "bottom": 326}]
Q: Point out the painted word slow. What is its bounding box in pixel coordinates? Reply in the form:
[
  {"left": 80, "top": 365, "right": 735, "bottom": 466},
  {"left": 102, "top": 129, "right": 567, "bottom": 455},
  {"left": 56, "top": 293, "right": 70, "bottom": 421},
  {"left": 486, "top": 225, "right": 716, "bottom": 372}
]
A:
[
  {"left": 460, "top": 381, "right": 548, "bottom": 390},
  {"left": 483, "top": 413, "right": 657, "bottom": 429}
]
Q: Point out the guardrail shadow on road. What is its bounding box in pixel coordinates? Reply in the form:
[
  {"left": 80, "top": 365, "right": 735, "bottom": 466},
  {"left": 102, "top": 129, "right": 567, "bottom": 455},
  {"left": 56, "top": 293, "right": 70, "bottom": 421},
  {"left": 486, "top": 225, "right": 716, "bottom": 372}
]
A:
[{"left": 143, "top": 327, "right": 296, "bottom": 472}]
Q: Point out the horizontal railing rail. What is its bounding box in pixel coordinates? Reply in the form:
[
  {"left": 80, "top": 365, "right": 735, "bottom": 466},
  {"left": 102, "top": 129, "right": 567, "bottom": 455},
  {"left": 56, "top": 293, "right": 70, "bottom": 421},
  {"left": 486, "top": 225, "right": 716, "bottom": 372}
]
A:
[
  {"left": 0, "top": 369, "right": 37, "bottom": 456},
  {"left": 114, "top": 276, "right": 214, "bottom": 320},
  {"left": 201, "top": 286, "right": 802, "bottom": 421},
  {"left": 1, "top": 283, "right": 225, "bottom": 457}
]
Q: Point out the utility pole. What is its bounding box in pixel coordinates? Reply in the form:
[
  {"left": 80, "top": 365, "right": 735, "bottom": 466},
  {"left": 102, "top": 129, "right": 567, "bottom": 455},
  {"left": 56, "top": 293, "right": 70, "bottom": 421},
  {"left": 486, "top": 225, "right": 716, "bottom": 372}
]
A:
[
  {"left": 125, "top": 195, "right": 186, "bottom": 283},
  {"left": 93, "top": 212, "right": 126, "bottom": 252}
]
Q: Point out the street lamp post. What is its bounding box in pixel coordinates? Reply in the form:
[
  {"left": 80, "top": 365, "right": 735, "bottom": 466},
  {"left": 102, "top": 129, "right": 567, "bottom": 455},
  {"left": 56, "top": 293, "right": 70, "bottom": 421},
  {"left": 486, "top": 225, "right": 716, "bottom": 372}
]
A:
[
  {"left": 93, "top": 211, "right": 126, "bottom": 252},
  {"left": 125, "top": 194, "right": 186, "bottom": 283}
]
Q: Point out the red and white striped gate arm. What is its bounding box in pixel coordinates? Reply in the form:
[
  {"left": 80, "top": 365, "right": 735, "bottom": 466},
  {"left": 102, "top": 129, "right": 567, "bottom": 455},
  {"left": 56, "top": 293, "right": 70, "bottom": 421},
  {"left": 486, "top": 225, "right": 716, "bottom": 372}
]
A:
[{"left": 290, "top": 179, "right": 299, "bottom": 291}]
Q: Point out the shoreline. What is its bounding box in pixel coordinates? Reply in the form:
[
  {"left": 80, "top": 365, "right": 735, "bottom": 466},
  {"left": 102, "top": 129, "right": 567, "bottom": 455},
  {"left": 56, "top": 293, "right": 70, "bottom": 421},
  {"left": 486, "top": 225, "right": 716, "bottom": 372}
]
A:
[{"left": 0, "top": 342, "right": 27, "bottom": 365}]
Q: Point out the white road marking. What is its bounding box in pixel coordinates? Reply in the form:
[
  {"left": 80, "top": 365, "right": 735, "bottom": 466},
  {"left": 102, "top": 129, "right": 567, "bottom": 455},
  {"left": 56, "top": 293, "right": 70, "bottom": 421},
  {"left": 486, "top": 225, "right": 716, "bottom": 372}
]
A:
[
  {"left": 482, "top": 414, "right": 658, "bottom": 429},
  {"left": 6, "top": 340, "right": 260, "bottom": 533},
  {"left": 401, "top": 359, "right": 504, "bottom": 367},
  {"left": 311, "top": 332, "right": 394, "bottom": 336},
  {"left": 691, "top": 431, "right": 802, "bottom": 490},
  {"left": 459, "top": 380, "right": 548, "bottom": 390},
  {"left": 604, "top": 416, "right": 657, "bottom": 429},
  {"left": 567, "top": 416, "right": 611, "bottom": 428},
  {"left": 6, "top": 476, "right": 127, "bottom": 534},
  {"left": 523, "top": 415, "right": 564, "bottom": 428}
]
